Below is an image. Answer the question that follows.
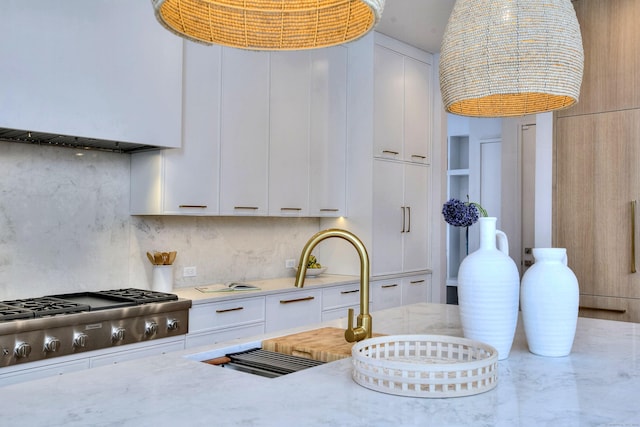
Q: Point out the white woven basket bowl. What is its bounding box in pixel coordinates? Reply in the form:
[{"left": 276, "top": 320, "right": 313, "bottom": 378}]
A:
[{"left": 351, "top": 334, "right": 498, "bottom": 398}]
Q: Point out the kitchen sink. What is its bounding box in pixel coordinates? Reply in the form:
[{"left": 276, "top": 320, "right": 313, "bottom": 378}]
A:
[{"left": 202, "top": 348, "right": 326, "bottom": 378}]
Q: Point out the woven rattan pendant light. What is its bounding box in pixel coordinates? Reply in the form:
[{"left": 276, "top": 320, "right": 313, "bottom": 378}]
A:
[
  {"left": 439, "top": 0, "right": 584, "bottom": 117},
  {"left": 152, "top": 0, "right": 384, "bottom": 50}
]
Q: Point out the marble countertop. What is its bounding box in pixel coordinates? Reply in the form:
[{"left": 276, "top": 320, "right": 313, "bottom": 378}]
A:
[{"left": 1, "top": 303, "right": 638, "bottom": 426}]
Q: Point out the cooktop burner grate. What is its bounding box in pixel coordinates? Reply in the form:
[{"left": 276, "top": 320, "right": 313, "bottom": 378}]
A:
[
  {"left": 95, "top": 288, "right": 178, "bottom": 304},
  {"left": 2, "top": 297, "right": 90, "bottom": 317},
  {"left": 0, "top": 303, "right": 35, "bottom": 321}
]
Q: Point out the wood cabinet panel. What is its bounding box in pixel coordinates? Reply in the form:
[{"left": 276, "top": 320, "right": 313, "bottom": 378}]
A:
[
  {"left": 557, "top": 0, "right": 640, "bottom": 117},
  {"left": 555, "top": 110, "right": 640, "bottom": 308}
]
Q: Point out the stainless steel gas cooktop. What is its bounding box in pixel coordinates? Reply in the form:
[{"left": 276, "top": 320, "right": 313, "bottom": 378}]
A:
[{"left": 0, "top": 288, "right": 191, "bottom": 367}]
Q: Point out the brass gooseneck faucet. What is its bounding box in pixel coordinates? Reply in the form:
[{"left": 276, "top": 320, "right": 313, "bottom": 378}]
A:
[{"left": 294, "top": 228, "right": 372, "bottom": 343}]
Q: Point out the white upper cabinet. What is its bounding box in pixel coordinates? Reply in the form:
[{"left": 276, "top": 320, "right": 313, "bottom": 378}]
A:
[
  {"left": 373, "top": 34, "right": 432, "bottom": 163},
  {"left": 219, "top": 48, "right": 270, "bottom": 216},
  {"left": 0, "top": 0, "right": 182, "bottom": 148},
  {"left": 269, "top": 51, "right": 311, "bottom": 216},
  {"left": 309, "top": 47, "right": 349, "bottom": 217},
  {"left": 130, "top": 42, "right": 221, "bottom": 215}
]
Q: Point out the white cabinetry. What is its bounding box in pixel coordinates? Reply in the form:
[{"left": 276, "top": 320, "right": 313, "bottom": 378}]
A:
[
  {"left": 185, "top": 297, "right": 266, "bottom": 349},
  {"left": 0, "top": 0, "right": 182, "bottom": 148},
  {"left": 371, "top": 278, "right": 402, "bottom": 311},
  {"left": 373, "top": 35, "right": 431, "bottom": 163},
  {"left": 265, "top": 289, "right": 322, "bottom": 333},
  {"left": 269, "top": 51, "right": 311, "bottom": 216},
  {"left": 401, "top": 274, "right": 431, "bottom": 305},
  {"left": 219, "top": 48, "right": 271, "bottom": 216},
  {"left": 89, "top": 337, "right": 185, "bottom": 368},
  {"left": 321, "top": 282, "right": 363, "bottom": 321},
  {"left": 372, "top": 160, "right": 430, "bottom": 276},
  {"left": 130, "top": 42, "right": 221, "bottom": 215}
]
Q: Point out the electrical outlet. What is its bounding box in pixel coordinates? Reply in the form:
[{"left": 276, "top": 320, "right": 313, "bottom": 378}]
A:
[
  {"left": 183, "top": 266, "right": 197, "bottom": 277},
  {"left": 285, "top": 259, "right": 296, "bottom": 269}
]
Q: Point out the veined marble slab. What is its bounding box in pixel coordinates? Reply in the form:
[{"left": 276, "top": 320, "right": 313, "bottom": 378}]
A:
[{"left": 0, "top": 303, "right": 638, "bottom": 426}]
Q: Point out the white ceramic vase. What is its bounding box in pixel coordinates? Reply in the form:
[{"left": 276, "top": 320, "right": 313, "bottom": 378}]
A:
[
  {"left": 457, "top": 217, "right": 520, "bottom": 360},
  {"left": 520, "top": 248, "right": 579, "bottom": 357}
]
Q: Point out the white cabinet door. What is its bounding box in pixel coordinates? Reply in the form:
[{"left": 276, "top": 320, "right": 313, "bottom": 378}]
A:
[
  {"left": 373, "top": 42, "right": 431, "bottom": 163},
  {"left": 309, "top": 46, "right": 348, "bottom": 217},
  {"left": 372, "top": 160, "right": 404, "bottom": 275},
  {"left": 404, "top": 57, "right": 431, "bottom": 164},
  {"left": 373, "top": 45, "right": 404, "bottom": 160},
  {"left": 0, "top": 0, "right": 182, "bottom": 148},
  {"left": 269, "top": 51, "right": 310, "bottom": 216},
  {"left": 219, "top": 48, "right": 270, "bottom": 216},
  {"left": 162, "top": 42, "right": 221, "bottom": 215},
  {"left": 403, "top": 163, "right": 430, "bottom": 272},
  {"left": 372, "top": 160, "right": 430, "bottom": 275},
  {"left": 130, "top": 42, "right": 221, "bottom": 215}
]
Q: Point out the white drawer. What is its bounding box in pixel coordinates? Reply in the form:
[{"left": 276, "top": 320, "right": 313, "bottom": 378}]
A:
[
  {"left": 401, "top": 275, "right": 431, "bottom": 305},
  {"left": 265, "top": 289, "right": 322, "bottom": 333},
  {"left": 371, "top": 279, "right": 402, "bottom": 311},
  {"left": 189, "top": 296, "right": 265, "bottom": 332},
  {"left": 322, "top": 282, "right": 362, "bottom": 310},
  {"left": 321, "top": 305, "right": 358, "bottom": 323}
]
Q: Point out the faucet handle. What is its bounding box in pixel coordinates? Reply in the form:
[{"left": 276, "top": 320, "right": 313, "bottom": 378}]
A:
[{"left": 345, "top": 308, "right": 368, "bottom": 343}]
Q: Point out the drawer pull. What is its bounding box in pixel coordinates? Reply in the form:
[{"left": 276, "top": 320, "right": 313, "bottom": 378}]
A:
[
  {"left": 179, "top": 205, "right": 207, "bottom": 208},
  {"left": 381, "top": 284, "right": 399, "bottom": 289},
  {"left": 280, "top": 207, "right": 302, "bottom": 211},
  {"left": 411, "top": 154, "right": 426, "bottom": 160},
  {"left": 382, "top": 150, "right": 399, "bottom": 155},
  {"left": 340, "top": 289, "right": 360, "bottom": 295},
  {"left": 280, "top": 296, "right": 315, "bottom": 304},
  {"left": 320, "top": 208, "right": 339, "bottom": 212},
  {"left": 409, "top": 280, "right": 425, "bottom": 285},
  {"left": 579, "top": 305, "right": 627, "bottom": 314},
  {"left": 234, "top": 206, "right": 259, "bottom": 210},
  {"left": 215, "top": 306, "right": 244, "bottom": 314}
]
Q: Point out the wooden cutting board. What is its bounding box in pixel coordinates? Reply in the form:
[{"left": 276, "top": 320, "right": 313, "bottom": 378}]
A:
[{"left": 262, "top": 327, "right": 383, "bottom": 363}]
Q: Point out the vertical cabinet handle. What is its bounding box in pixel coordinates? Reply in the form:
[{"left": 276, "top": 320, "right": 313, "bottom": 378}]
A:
[
  {"left": 632, "top": 200, "right": 637, "bottom": 274},
  {"left": 406, "top": 206, "right": 411, "bottom": 233},
  {"left": 401, "top": 207, "right": 405, "bottom": 232}
]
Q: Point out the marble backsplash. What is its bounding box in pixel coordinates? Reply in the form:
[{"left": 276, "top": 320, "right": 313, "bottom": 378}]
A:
[{"left": 0, "top": 141, "right": 320, "bottom": 300}]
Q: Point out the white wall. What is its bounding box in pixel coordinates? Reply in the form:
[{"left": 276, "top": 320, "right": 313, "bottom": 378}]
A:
[{"left": 0, "top": 141, "right": 320, "bottom": 300}]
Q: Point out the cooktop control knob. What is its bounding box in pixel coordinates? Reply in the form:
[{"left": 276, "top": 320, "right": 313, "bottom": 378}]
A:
[
  {"left": 73, "top": 333, "right": 88, "bottom": 349},
  {"left": 112, "top": 327, "right": 126, "bottom": 343},
  {"left": 14, "top": 342, "right": 32, "bottom": 359},
  {"left": 44, "top": 337, "right": 62, "bottom": 353},
  {"left": 145, "top": 321, "right": 158, "bottom": 337},
  {"left": 167, "top": 318, "right": 180, "bottom": 331}
]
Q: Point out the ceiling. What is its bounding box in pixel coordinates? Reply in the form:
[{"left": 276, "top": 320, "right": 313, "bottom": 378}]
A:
[{"left": 375, "top": 0, "right": 456, "bottom": 54}]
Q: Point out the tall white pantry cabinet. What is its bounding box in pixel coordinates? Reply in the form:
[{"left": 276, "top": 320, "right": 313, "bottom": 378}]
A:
[{"left": 319, "top": 33, "right": 433, "bottom": 300}]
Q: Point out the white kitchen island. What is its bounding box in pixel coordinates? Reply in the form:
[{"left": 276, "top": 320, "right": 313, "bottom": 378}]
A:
[{"left": 1, "top": 303, "right": 638, "bottom": 426}]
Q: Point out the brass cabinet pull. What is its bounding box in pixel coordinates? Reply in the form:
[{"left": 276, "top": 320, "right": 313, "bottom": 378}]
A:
[
  {"left": 632, "top": 200, "right": 637, "bottom": 273},
  {"left": 406, "top": 206, "right": 411, "bottom": 233},
  {"left": 234, "top": 206, "right": 259, "bottom": 210},
  {"left": 179, "top": 205, "right": 207, "bottom": 208},
  {"left": 320, "top": 208, "right": 339, "bottom": 212},
  {"left": 280, "top": 207, "right": 302, "bottom": 211},
  {"left": 382, "top": 150, "right": 399, "bottom": 155},
  {"left": 579, "top": 305, "right": 627, "bottom": 314},
  {"left": 410, "top": 154, "right": 426, "bottom": 160},
  {"left": 409, "top": 280, "right": 425, "bottom": 285},
  {"left": 215, "top": 306, "right": 244, "bottom": 313},
  {"left": 401, "top": 207, "right": 406, "bottom": 232},
  {"left": 280, "top": 296, "right": 315, "bottom": 304},
  {"left": 340, "top": 289, "right": 360, "bottom": 294},
  {"left": 381, "top": 283, "right": 399, "bottom": 289}
]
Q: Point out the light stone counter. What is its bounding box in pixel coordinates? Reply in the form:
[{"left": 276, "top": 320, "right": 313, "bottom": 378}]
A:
[
  {"left": 172, "top": 274, "right": 360, "bottom": 304},
  {"left": 1, "top": 303, "right": 638, "bottom": 426}
]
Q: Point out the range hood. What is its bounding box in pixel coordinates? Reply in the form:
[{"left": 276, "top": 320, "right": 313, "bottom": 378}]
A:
[{"left": 0, "top": 127, "right": 158, "bottom": 153}]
